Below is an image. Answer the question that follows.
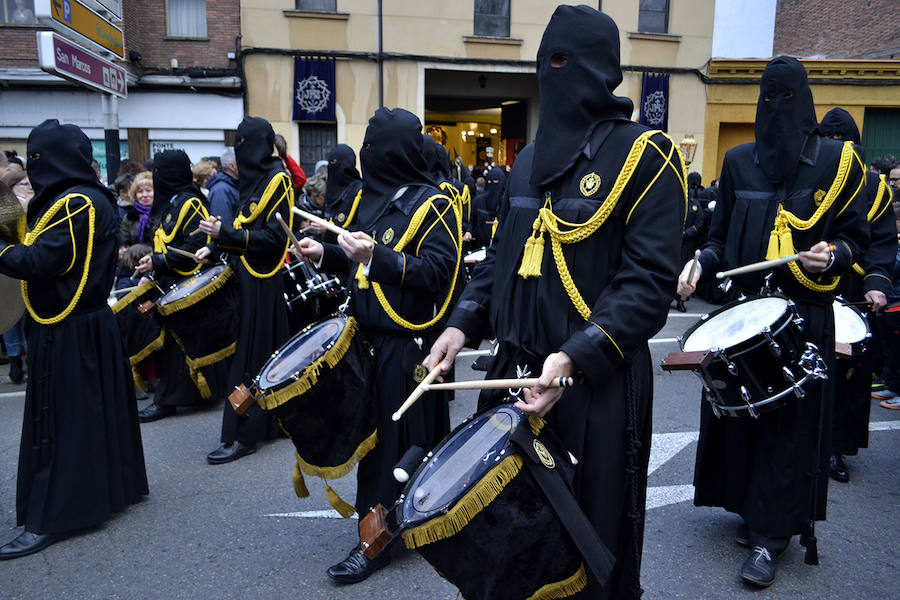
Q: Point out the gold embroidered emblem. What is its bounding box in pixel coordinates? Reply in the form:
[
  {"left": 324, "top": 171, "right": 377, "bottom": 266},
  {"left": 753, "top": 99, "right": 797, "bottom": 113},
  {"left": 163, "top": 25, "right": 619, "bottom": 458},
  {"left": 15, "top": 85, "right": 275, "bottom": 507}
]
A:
[
  {"left": 692, "top": 205, "right": 698, "bottom": 212},
  {"left": 165, "top": 214, "right": 172, "bottom": 224},
  {"left": 382, "top": 227, "right": 395, "bottom": 245},
  {"left": 249, "top": 201, "right": 258, "bottom": 213},
  {"left": 579, "top": 172, "right": 602, "bottom": 197},
  {"left": 814, "top": 189, "right": 826, "bottom": 206},
  {"left": 337, "top": 212, "right": 346, "bottom": 223},
  {"left": 413, "top": 364, "right": 428, "bottom": 382},
  {"left": 533, "top": 439, "right": 555, "bottom": 469}
]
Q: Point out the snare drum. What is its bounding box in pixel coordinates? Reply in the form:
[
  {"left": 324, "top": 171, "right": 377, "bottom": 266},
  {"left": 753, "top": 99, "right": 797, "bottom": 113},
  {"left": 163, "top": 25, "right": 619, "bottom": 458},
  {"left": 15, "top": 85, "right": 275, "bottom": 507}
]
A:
[
  {"left": 112, "top": 281, "right": 164, "bottom": 387},
  {"left": 254, "top": 314, "right": 375, "bottom": 488},
  {"left": 282, "top": 260, "right": 345, "bottom": 333},
  {"left": 833, "top": 300, "right": 870, "bottom": 358},
  {"left": 463, "top": 247, "right": 487, "bottom": 279},
  {"left": 156, "top": 265, "right": 239, "bottom": 399},
  {"left": 397, "top": 403, "right": 586, "bottom": 600},
  {"left": 680, "top": 295, "right": 827, "bottom": 418}
]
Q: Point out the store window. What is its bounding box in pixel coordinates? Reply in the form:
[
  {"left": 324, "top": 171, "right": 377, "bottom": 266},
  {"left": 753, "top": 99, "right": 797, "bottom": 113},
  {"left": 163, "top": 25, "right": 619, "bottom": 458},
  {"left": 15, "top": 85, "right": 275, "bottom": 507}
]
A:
[
  {"left": 638, "top": 0, "right": 669, "bottom": 34},
  {"left": 474, "top": 0, "right": 510, "bottom": 38},
  {"left": 295, "top": 0, "right": 336, "bottom": 10},
  {"left": 297, "top": 123, "right": 337, "bottom": 176},
  {"left": 167, "top": 0, "right": 207, "bottom": 38},
  {"left": 2, "top": 0, "right": 36, "bottom": 24}
]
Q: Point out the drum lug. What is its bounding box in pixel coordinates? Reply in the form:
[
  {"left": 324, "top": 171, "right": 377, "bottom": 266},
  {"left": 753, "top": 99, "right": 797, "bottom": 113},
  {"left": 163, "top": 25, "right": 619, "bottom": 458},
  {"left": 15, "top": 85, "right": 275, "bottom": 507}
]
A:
[
  {"left": 700, "top": 313, "right": 710, "bottom": 321},
  {"left": 740, "top": 385, "right": 751, "bottom": 404},
  {"left": 782, "top": 366, "right": 796, "bottom": 383},
  {"left": 727, "top": 362, "right": 738, "bottom": 376},
  {"left": 792, "top": 384, "right": 806, "bottom": 399}
]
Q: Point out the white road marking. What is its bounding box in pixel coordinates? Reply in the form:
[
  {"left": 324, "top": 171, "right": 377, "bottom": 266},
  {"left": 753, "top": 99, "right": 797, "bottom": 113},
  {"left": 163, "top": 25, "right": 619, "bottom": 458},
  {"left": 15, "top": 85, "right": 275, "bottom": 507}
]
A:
[
  {"left": 870, "top": 420, "right": 900, "bottom": 431},
  {"left": 649, "top": 337, "right": 679, "bottom": 345},
  {"left": 667, "top": 313, "right": 705, "bottom": 318},
  {"left": 646, "top": 484, "right": 695, "bottom": 510},
  {"left": 0, "top": 390, "right": 25, "bottom": 398},
  {"left": 265, "top": 510, "right": 356, "bottom": 519},
  {"left": 648, "top": 431, "right": 699, "bottom": 476}
]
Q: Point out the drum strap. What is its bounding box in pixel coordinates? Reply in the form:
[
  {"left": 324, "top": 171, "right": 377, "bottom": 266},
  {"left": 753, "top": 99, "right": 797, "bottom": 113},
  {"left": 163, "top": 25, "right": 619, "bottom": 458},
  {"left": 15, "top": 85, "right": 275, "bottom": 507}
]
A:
[{"left": 508, "top": 425, "right": 616, "bottom": 588}]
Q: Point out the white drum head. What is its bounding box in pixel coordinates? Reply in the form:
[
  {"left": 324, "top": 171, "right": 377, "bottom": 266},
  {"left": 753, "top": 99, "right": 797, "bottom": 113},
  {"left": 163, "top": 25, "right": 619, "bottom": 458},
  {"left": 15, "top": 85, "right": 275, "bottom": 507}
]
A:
[
  {"left": 833, "top": 301, "right": 868, "bottom": 344},
  {"left": 683, "top": 297, "right": 789, "bottom": 352}
]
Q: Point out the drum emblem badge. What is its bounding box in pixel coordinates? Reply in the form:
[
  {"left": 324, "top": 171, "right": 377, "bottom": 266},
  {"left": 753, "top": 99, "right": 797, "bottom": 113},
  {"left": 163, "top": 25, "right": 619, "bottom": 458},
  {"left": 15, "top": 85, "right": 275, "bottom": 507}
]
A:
[
  {"left": 382, "top": 228, "right": 395, "bottom": 245},
  {"left": 413, "top": 364, "right": 428, "bottom": 382},
  {"left": 337, "top": 212, "right": 346, "bottom": 224},
  {"left": 165, "top": 214, "right": 172, "bottom": 224},
  {"left": 579, "top": 172, "right": 601, "bottom": 197},
  {"left": 533, "top": 439, "right": 555, "bottom": 469},
  {"left": 814, "top": 189, "right": 826, "bottom": 205}
]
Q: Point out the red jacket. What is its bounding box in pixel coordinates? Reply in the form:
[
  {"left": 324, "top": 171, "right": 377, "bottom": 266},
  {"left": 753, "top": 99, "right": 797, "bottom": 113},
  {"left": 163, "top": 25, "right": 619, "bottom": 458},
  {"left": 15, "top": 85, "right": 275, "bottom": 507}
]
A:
[{"left": 283, "top": 155, "right": 307, "bottom": 190}]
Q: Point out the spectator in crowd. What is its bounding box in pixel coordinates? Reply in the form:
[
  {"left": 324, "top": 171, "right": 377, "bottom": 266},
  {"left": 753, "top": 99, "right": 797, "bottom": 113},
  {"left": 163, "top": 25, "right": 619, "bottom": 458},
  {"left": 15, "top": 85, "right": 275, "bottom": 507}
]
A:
[
  {"left": 192, "top": 158, "right": 218, "bottom": 194},
  {"left": 91, "top": 159, "right": 101, "bottom": 182},
  {"left": 871, "top": 155, "right": 896, "bottom": 176},
  {"left": 890, "top": 161, "right": 900, "bottom": 194},
  {"left": 876, "top": 201, "right": 900, "bottom": 411},
  {"left": 207, "top": 147, "right": 240, "bottom": 222},
  {"left": 113, "top": 173, "right": 135, "bottom": 220},
  {"left": 117, "top": 160, "right": 146, "bottom": 177},
  {"left": 5, "top": 151, "right": 23, "bottom": 168},
  {"left": 274, "top": 133, "right": 307, "bottom": 191},
  {"left": 298, "top": 172, "right": 327, "bottom": 238},
  {"left": 0, "top": 165, "right": 33, "bottom": 384},
  {"left": 120, "top": 172, "right": 155, "bottom": 245}
]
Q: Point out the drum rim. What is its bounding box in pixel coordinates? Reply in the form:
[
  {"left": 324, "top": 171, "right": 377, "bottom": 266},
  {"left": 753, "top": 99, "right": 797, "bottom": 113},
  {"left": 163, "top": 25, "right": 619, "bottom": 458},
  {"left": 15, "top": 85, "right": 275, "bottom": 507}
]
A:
[
  {"left": 256, "top": 314, "right": 347, "bottom": 391},
  {"left": 681, "top": 294, "right": 792, "bottom": 355},
  {"left": 833, "top": 299, "right": 870, "bottom": 345},
  {"left": 111, "top": 279, "right": 159, "bottom": 315},
  {"left": 157, "top": 264, "right": 232, "bottom": 315}
]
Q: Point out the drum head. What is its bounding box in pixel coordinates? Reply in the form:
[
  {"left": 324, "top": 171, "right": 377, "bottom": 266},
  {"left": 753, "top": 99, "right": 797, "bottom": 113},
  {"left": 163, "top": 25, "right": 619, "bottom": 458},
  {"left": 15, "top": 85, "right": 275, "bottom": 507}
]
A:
[
  {"left": 257, "top": 316, "right": 346, "bottom": 389},
  {"left": 158, "top": 264, "right": 227, "bottom": 305},
  {"left": 464, "top": 248, "right": 486, "bottom": 264},
  {"left": 683, "top": 296, "right": 789, "bottom": 352},
  {"left": 833, "top": 301, "right": 868, "bottom": 344},
  {"left": 399, "top": 405, "right": 521, "bottom": 526}
]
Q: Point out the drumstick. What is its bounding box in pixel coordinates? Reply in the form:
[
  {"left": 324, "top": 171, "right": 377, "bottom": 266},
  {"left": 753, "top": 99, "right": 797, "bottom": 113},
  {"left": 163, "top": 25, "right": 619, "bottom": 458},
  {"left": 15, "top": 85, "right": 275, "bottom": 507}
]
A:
[
  {"left": 391, "top": 365, "right": 444, "bottom": 422},
  {"left": 190, "top": 216, "right": 219, "bottom": 236},
  {"left": 292, "top": 207, "right": 374, "bottom": 251},
  {"left": 681, "top": 249, "right": 701, "bottom": 301},
  {"left": 716, "top": 244, "right": 835, "bottom": 279},
  {"left": 131, "top": 269, "right": 141, "bottom": 279},
  {"left": 275, "top": 212, "right": 305, "bottom": 257},
  {"left": 422, "top": 377, "right": 574, "bottom": 392},
  {"left": 165, "top": 245, "right": 201, "bottom": 261},
  {"left": 115, "top": 285, "right": 141, "bottom": 295}
]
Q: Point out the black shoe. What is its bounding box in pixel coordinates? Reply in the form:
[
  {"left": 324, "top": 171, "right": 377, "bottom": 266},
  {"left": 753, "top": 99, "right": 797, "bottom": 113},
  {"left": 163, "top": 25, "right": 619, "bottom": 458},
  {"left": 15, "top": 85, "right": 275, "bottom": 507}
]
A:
[
  {"left": 0, "top": 531, "right": 64, "bottom": 560},
  {"left": 206, "top": 441, "right": 256, "bottom": 465},
  {"left": 8, "top": 355, "right": 23, "bottom": 384},
  {"left": 138, "top": 403, "right": 176, "bottom": 423},
  {"left": 735, "top": 522, "right": 751, "bottom": 548},
  {"left": 675, "top": 299, "right": 687, "bottom": 312},
  {"left": 326, "top": 546, "right": 391, "bottom": 584},
  {"left": 829, "top": 454, "right": 849, "bottom": 483},
  {"left": 740, "top": 546, "right": 776, "bottom": 587}
]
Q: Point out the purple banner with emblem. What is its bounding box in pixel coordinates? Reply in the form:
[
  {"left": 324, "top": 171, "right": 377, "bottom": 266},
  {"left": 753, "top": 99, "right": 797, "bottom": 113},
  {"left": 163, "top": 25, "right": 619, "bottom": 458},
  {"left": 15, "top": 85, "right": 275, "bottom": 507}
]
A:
[
  {"left": 639, "top": 73, "right": 669, "bottom": 132},
  {"left": 292, "top": 57, "right": 336, "bottom": 122}
]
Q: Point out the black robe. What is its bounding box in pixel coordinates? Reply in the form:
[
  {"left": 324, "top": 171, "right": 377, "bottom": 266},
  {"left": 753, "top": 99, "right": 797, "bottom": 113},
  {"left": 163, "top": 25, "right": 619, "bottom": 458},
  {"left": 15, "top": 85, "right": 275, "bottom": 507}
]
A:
[
  {"left": 320, "top": 184, "right": 458, "bottom": 515},
  {"left": 215, "top": 166, "right": 293, "bottom": 444},
  {"left": 833, "top": 173, "right": 896, "bottom": 455},
  {"left": 694, "top": 136, "right": 868, "bottom": 538},
  {"left": 448, "top": 122, "right": 686, "bottom": 599},
  {"left": 0, "top": 184, "right": 148, "bottom": 534}
]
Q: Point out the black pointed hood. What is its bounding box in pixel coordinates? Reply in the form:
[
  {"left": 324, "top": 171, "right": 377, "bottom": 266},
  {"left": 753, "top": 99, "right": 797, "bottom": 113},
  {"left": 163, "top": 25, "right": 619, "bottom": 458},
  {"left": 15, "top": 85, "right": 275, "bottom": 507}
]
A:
[
  {"left": 818, "top": 107, "right": 860, "bottom": 145},
  {"left": 482, "top": 166, "right": 507, "bottom": 214},
  {"left": 530, "top": 5, "right": 633, "bottom": 188},
  {"left": 423, "top": 135, "right": 451, "bottom": 181},
  {"left": 325, "top": 144, "right": 361, "bottom": 211},
  {"left": 25, "top": 119, "right": 109, "bottom": 224},
  {"left": 754, "top": 56, "right": 818, "bottom": 184},
  {"left": 235, "top": 116, "right": 283, "bottom": 202},
  {"left": 358, "top": 107, "right": 435, "bottom": 229},
  {"left": 151, "top": 149, "right": 199, "bottom": 219}
]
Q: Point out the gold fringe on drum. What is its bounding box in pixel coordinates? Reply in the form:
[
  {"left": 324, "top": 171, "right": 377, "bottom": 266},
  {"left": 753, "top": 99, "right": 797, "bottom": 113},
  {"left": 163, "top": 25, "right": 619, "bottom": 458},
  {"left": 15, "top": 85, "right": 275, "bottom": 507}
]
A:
[
  {"left": 525, "top": 564, "right": 587, "bottom": 600},
  {"left": 156, "top": 265, "right": 234, "bottom": 315}
]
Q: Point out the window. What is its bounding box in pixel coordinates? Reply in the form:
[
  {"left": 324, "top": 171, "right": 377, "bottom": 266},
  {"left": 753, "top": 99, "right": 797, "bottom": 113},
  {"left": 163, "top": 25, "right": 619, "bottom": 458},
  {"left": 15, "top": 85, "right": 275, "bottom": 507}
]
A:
[
  {"left": 297, "top": 123, "right": 337, "bottom": 176},
  {"left": 638, "top": 0, "right": 668, "bottom": 34},
  {"left": 295, "top": 0, "right": 336, "bottom": 10},
  {"left": 167, "top": 0, "right": 207, "bottom": 38},
  {"left": 2, "top": 0, "right": 36, "bottom": 24},
  {"left": 474, "top": 0, "right": 510, "bottom": 38}
]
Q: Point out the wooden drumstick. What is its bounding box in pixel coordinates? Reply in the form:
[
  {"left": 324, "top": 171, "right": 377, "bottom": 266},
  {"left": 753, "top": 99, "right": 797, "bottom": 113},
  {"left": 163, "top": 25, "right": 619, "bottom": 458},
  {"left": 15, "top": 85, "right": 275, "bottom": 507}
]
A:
[
  {"left": 681, "top": 249, "right": 701, "bottom": 301},
  {"left": 190, "top": 215, "right": 219, "bottom": 236},
  {"left": 392, "top": 365, "right": 444, "bottom": 422},
  {"left": 275, "top": 212, "right": 305, "bottom": 257},
  {"left": 115, "top": 285, "right": 141, "bottom": 295},
  {"left": 422, "top": 377, "right": 574, "bottom": 392},
  {"left": 131, "top": 269, "right": 141, "bottom": 279},
  {"left": 292, "top": 207, "right": 374, "bottom": 251},
  {"left": 716, "top": 244, "right": 835, "bottom": 279},
  {"left": 165, "top": 245, "right": 202, "bottom": 261}
]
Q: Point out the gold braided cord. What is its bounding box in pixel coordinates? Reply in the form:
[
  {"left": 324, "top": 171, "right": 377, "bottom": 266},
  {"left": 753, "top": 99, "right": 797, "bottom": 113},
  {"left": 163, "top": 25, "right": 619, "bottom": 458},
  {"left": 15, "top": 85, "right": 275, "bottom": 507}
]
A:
[
  {"left": 344, "top": 189, "right": 362, "bottom": 228},
  {"left": 526, "top": 564, "right": 587, "bottom": 600},
  {"left": 22, "top": 194, "right": 95, "bottom": 325},
  {"left": 852, "top": 263, "right": 865, "bottom": 276},
  {"left": 868, "top": 175, "right": 891, "bottom": 222},
  {"left": 837, "top": 149, "right": 867, "bottom": 218},
  {"left": 235, "top": 173, "right": 293, "bottom": 279},
  {"left": 111, "top": 280, "right": 159, "bottom": 315},
  {"left": 628, "top": 137, "right": 688, "bottom": 225},
  {"left": 402, "top": 454, "right": 524, "bottom": 549},
  {"left": 157, "top": 266, "right": 234, "bottom": 315},
  {"left": 153, "top": 197, "right": 209, "bottom": 277},
  {"left": 370, "top": 194, "right": 463, "bottom": 331}
]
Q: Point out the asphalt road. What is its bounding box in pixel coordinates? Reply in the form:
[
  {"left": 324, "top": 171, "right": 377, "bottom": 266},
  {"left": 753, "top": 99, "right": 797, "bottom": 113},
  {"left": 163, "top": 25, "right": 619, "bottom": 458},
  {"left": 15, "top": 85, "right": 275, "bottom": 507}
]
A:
[{"left": 1, "top": 298, "right": 898, "bottom": 599}]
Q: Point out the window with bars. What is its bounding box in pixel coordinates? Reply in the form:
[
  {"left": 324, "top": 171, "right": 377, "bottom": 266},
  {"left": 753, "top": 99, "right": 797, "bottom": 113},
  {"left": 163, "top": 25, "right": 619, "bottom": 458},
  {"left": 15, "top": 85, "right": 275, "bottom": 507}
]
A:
[
  {"left": 297, "top": 123, "right": 337, "bottom": 176},
  {"left": 167, "top": 0, "right": 207, "bottom": 38},
  {"left": 474, "top": 0, "right": 510, "bottom": 38},
  {"left": 638, "top": 0, "right": 669, "bottom": 34},
  {"left": 296, "top": 0, "right": 336, "bottom": 11}
]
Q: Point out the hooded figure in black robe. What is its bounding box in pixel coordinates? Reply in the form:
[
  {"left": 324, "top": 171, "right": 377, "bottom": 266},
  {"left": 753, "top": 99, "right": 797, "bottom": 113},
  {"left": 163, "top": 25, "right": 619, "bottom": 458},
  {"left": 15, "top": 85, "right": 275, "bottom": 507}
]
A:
[
  {"left": 324, "top": 144, "right": 363, "bottom": 231},
  {"left": 0, "top": 120, "right": 147, "bottom": 559},
  {"left": 819, "top": 108, "right": 896, "bottom": 481},
  {"left": 202, "top": 117, "right": 293, "bottom": 463},
  {"left": 470, "top": 166, "right": 506, "bottom": 247},
  {"left": 426, "top": 7, "right": 686, "bottom": 598},
  {"left": 299, "top": 107, "right": 459, "bottom": 583},
  {"left": 135, "top": 150, "right": 216, "bottom": 421},
  {"left": 684, "top": 57, "right": 868, "bottom": 585}
]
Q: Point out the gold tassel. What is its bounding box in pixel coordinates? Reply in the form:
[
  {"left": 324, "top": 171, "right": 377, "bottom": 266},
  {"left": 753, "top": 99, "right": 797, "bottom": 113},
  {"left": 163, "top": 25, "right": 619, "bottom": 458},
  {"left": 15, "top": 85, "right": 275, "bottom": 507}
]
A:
[
  {"left": 529, "top": 416, "right": 546, "bottom": 436},
  {"left": 326, "top": 483, "right": 357, "bottom": 518},
  {"left": 355, "top": 263, "right": 369, "bottom": 289},
  {"left": 765, "top": 227, "right": 781, "bottom": 261},
  {"left": 132, "top": 366, "right": 146, "bottom": 392},
  {"left": 293, "top": 456, "right": 310, "bottom": 498}
]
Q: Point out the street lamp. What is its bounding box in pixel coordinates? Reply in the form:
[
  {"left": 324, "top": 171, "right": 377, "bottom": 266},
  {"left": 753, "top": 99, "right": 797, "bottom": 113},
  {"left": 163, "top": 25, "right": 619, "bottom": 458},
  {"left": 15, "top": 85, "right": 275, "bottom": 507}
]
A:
[{"left": 679, "top": 134, "right": 697, "bottom": 167}]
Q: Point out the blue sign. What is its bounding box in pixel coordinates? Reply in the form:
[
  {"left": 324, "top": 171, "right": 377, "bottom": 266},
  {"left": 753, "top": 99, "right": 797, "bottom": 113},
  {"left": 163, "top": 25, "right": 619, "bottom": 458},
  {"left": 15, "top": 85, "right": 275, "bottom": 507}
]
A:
[
  {"left": 292, "top": 57, "right": 336, "bottom": 122},
  {"left": 62, "top": 0, "right": 72, "bottom": 23},
  {"left": 639, "top": 73, "right": 669, "bottom": 132}
]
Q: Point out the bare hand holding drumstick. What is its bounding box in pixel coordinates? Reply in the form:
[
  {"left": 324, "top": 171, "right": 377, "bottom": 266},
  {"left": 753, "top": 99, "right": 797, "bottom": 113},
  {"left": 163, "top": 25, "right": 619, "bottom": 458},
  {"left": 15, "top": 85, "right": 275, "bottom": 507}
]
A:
[
  {"left": 295, "top": 237, "right": 324, "bottom": 263},
  {"left": 423, "top": 326, "right": 467, "bottom": 383},
  {"left": 865, "top": 290, "right": 887, "bottom": 312},
  {"left": 796, "top": 241, "right": 834, "bottom": 273},
  {"left": 515, "top": 351, "right": 575, "bottom": 417},
  {"left": 197, "top": 216, "right": 222, "bottom": 239},
  {"left": 195, "top": 246, "right": 212, "bottom": 264},
  {"left": 135, "top": 254, "right": 154, "bottom": 274},
  {"left": 677, "top": 259, "right": 702, "bottom": 299},
  {"left": 338, "top": 231, "right": 375, "bottom": 264}
]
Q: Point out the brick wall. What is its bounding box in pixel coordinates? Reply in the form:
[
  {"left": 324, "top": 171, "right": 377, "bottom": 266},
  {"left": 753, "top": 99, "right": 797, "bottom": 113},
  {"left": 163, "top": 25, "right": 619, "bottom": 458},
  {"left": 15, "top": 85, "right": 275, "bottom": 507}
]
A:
[
  {"left": 774, "top": 0, "right": 900, "bottom": 59},
  {"left": 122, "top": 0, "right": 240, "bottom": 71},
  {"left": 0, "top": 25, "right": 43, "bottom": 67}
]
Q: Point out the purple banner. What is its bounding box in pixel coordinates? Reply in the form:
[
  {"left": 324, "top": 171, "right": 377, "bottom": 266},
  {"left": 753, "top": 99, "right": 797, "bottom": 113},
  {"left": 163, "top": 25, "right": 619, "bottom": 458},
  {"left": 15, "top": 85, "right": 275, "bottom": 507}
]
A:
[{"left": 37, "top": 31, "right": 127, "bottom": 98}]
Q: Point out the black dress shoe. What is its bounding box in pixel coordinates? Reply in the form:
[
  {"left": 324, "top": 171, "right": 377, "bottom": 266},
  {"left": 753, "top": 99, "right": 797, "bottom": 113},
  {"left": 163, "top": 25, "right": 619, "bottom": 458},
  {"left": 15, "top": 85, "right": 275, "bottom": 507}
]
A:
[
  {"left": 829, "top": 454, "right": 849, "bottom": 483},
  {"left": 326, "top": 546, "right": 390, "bottom": 584},
  {"left": 0, "top": 531, "right": 64, "bottom": 560},
  {"left": 735, "top": 522, "right": 751, "bottom": 548},
  {"left": 206, "top": 441, "right": 256, "bottom": 465},
  {"left": 740, "top": 545, "right": 776, "bottom": 587},
  {"left": 138, "top": 403, "right": 176, "bottom": 423},
  {"left": 675, "top": 299, "right": 687, "bottom": 312}
]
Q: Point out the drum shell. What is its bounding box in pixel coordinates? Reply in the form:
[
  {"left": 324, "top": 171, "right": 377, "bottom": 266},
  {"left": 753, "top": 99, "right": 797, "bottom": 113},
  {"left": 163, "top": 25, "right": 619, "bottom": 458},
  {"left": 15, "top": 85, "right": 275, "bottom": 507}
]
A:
[{"left": 112, "top": 282, "right": 163, "bottom": 365}]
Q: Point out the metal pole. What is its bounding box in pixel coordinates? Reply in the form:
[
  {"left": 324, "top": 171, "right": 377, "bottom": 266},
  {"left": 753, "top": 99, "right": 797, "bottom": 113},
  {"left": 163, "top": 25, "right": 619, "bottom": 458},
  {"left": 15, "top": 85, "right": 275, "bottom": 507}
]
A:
[
  {"left": 102, "top": 94, "right": 121, "bottom": 186},
  {"left": 377, "top": 0, "right": 384, "bottom": 108}
]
